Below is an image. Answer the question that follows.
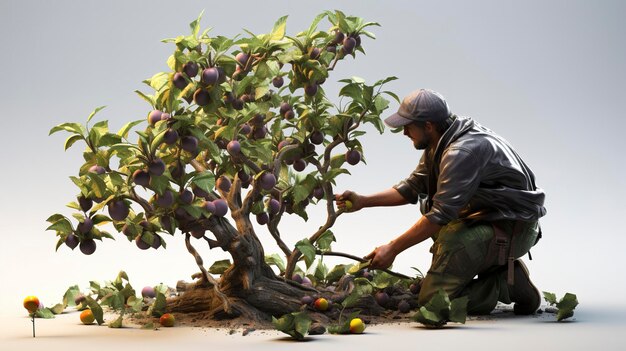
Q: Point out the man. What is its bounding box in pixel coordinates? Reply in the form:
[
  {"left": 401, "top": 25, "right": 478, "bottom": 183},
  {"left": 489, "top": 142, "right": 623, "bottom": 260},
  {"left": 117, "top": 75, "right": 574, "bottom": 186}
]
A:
[{"left": 336, "top": 89, "right": 546, "bottom": 315}]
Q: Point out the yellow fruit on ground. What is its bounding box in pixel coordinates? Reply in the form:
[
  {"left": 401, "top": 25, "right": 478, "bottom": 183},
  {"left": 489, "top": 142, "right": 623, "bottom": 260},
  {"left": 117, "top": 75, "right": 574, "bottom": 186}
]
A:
[
  {"left": 160, "top": 313, "right": 175, "bottom": 327},
  {"left": 349, "top": 318, "right": 365, "bottom": 334},
  {"left": 80, "top": 309, "right": 95, "bottom": 325},
  {"left": 314, "top": 297, "right": 329, "bottom": 311},
  {"left": 23, "top": 296, "right": 40, "bottom": 313}
]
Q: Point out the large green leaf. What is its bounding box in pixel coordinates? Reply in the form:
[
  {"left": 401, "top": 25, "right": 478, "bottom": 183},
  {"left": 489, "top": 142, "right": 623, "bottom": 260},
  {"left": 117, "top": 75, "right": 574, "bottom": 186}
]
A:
[
  {"left": 208, "top": 259, "right": 232, "bottom": 274},
  {"left": 449, "top": 296, "right": 469, "bottom": 324},
  {"left": 316, "top": 230, "right": 335, "bottom": 252},
  {"left": 264, "top": 254, "right": 286, "bottom": 273},
  {"left": 85, "top": 296, "right": 105, "bottom": 325},
  {"left": 295, "top": 239, "right": 316, "bottom": 268},
  {"left": 556, "top": 293, "right": 578, "bottom": 321}
]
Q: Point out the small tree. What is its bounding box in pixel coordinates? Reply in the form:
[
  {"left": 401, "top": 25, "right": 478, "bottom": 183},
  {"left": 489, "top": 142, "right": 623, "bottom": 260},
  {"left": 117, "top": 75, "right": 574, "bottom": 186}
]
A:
[{"left": 47, "top": 10, "right": 397, "bottom": 322}]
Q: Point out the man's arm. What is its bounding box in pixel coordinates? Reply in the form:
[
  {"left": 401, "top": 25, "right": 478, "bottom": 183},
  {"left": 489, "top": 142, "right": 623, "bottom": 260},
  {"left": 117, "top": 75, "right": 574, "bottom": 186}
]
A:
[
  {"left": 366, "top": 215, "right": 441, "bottom": 270},
  {"left": 335, "top": 188, "right": 408, "bottom": 212}
]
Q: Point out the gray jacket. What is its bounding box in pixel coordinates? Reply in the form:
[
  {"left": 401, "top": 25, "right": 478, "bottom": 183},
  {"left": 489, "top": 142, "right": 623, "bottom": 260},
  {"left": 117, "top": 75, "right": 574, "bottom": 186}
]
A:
[{"left": 393, "top": 115, "right": 546, "bottom": 225}]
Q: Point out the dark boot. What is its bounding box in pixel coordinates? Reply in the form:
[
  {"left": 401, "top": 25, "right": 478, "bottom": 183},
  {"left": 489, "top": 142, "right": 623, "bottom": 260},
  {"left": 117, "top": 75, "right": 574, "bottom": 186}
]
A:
[{"left": 508, "top": 259, "right": 541, "bottom": 315}]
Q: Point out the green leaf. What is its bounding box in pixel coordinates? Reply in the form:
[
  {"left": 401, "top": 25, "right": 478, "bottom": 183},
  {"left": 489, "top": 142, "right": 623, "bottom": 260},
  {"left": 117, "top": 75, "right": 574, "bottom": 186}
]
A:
[
  {"left": 46, "top": 218, "right": 73, "bottom": 235},
  {"left": 86, "top": 106, "right": 107, "bottom": 124},
  {"left": 85, "top": 296, "right": 105, "bottom": 325},
  {"left": 556, "top": 293, "right": 578, "bottom": 321},
  {"left": 316, "top": 230, "right": 335, "bottom": 252},
  {"left": 108, "top": 314, "right": 124, "bottom": 328},
  {"left": 189, "top": 10, "right": 204, "bottom": 37},
  {"left": 264, "top": 253, "right": 286, "bottom": 274},
  {"left": 86, "top": 173, "right": 108, "bottom": 198},
  {"left": 325, "top": 264, "right": 348, "bottom": 284},
  {"left": 293, "top": 311, "right": 312, "bottom": 339},
  {"left": 272, "top": 311, "right": 310, "bottom": 340},
  {"left": 191, "top": 172, "right": 215, "bottom": 194},
  {"left": 295, "top": 239, "right": 316, "bottom": 268},
  {"left": 542, "top": 291, "right": 558, "bottom": 305},
  {"left": 313, "top": 261, "right": 328, "bottom": 282},
  {"left": 208, "top": 259, "right": 232, "bottom": 274},
  {"left": 49, "top": 122, "right": 86, "bottom": 136},
  {"left": 413, "top": 306, "right": 445, "bottom": 328},
  {"left": 64, "top": 134, "right": 84, "bottom": 151},
  {"left": 449, "top": 296, "right": 469, "bottom": 324},
  {"left": 270, "top": 15, "right": 288, "bottom": 41},
  {"left": 63, "top": 285, "right": 81, "bottom": 307},
  {"left": 370, "top": 271, "right": 400, "bottom": 289},
  {"left": 50, "top": 303, "right": 65, "bottom": 314},
  {"left": 117, "top": 120, "right": 144, "bottom": 139},
  {"left": 34, "top": 308, "right": 55, "bottom": 319},
  {"left": 150, "top": 291, "right": 167, "bottom": 317},
  {"left": 134, "top": 90, "right": 156, "bottom": 107},
  {"left": 347, "top": 260, "right": 370, "bottom": 274}
]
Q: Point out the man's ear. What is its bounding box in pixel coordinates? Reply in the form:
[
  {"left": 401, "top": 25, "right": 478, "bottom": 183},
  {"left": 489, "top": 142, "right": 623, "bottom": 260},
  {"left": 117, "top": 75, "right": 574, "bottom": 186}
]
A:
[{"left": 424, "top": 121, "right": 434, "bottom": 132}]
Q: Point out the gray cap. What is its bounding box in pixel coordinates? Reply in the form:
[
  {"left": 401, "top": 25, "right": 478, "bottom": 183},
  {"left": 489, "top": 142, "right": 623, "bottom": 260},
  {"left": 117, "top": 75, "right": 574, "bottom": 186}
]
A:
[{"left": 384, "top": 89, "right": 451, "bottom": 128}]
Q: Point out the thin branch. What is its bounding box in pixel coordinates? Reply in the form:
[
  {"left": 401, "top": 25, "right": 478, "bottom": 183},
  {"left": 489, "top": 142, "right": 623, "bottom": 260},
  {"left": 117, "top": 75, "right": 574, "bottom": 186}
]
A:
[{"left": 315, "top": 250, "right": 413, "bottom": 280}]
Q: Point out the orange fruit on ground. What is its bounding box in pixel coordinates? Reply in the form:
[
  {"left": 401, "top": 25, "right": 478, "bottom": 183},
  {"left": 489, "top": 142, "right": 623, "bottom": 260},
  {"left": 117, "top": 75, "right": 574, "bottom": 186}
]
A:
[
  {"left": 80, "top": 309, "right": 95, "bottom": 325},
  {"left": 23, "top": 296, "right": 40, "bottom": 313},
  {"left": 314, "top": 297, "right": 329, "bottom": 311},
  {"left": 159, "top": 313, "right": 175, "bottom": 327}
]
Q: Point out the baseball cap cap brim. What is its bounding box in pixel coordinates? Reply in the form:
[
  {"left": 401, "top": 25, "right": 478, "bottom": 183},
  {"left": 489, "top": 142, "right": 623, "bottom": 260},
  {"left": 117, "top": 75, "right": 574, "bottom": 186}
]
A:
[{"left": 384, "top": 112, "right": 414, "bottom": 128}]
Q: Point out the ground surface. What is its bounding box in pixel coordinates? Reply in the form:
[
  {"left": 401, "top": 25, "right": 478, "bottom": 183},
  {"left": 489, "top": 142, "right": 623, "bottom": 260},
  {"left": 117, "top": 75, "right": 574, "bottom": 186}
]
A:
[{"left": 2, "top": 303, "right": 626, "bottom": 351}]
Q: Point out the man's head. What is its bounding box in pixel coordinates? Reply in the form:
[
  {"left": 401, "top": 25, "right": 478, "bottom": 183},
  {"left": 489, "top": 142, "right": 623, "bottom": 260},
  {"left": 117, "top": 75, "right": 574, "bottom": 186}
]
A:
[{"left": 384, "top": 89, "right": 452, "bottom": 150}]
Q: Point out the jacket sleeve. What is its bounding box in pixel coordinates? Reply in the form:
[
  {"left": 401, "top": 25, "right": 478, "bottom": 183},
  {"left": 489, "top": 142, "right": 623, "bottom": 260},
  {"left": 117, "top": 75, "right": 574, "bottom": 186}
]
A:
[
  {"left": 393, "top": 153, "right": 428, "bottom": 204},
  {"left": 424, "top": 147, "right": 484, "bottom": 225}
]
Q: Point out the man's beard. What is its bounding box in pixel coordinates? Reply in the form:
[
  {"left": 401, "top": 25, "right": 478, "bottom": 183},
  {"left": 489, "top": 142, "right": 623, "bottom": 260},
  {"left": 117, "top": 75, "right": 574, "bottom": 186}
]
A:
[{"left": 413, "top": 133, "right": 430, "bottom": 150}]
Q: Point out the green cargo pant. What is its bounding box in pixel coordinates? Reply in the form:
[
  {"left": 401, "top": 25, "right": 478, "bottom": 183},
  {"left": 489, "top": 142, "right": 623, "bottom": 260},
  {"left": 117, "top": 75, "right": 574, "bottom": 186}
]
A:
[{"left": 418, "top": 219, "right": 540, "bottom": 315}]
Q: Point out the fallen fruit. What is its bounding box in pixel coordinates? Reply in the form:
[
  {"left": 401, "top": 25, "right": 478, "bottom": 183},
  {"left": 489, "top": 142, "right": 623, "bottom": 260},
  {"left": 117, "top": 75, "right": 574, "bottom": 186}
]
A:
[
  {"left": 160, "top": 313, "right": 175, "bottom": 327},
  {"left": 23, "top": 296, "right": 40, "bottom": 313},
  {"left": 80, "top": 309, "right": 95, "bottom": 325},
  {"left": 142, "top": 286, "right": 156, "bottom": 298},
  {"left": 349, "top": 318, "right": 365, "bottom": 334},
  {"left": 314, "top": 297, "right": 329, "bottom": 311}
]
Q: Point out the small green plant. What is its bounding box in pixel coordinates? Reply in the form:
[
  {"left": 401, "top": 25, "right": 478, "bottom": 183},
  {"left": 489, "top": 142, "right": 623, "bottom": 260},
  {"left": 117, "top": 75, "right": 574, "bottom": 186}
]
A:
[
  {"left": 543, "top": 291, "right": 578, "bottom": 321},
  {"left": 272, "top": 311, "right": 312, "bottom": 340},
  {"left": 411, "top": 289, "right": 468, "bottom": 328}
]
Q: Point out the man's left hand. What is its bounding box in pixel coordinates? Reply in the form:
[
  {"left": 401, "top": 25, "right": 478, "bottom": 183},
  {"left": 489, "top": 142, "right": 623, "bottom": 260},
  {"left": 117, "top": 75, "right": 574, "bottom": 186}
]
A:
[{"left": 365, "top": 243, "right": 397, "bottom": 270}]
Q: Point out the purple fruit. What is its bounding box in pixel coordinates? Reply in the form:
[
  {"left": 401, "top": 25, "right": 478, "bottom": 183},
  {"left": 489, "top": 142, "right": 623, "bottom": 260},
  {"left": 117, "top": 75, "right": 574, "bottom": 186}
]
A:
[
  {"left": 216, "top": 66, "right": 226, "bottom": 84},
  {"left": 326, "top": 45, "right": 337, "bottom": 53},
  {"left": 310, "top": 47, "right": 321, "bottom": 60},
  {"left": 193, "top": 88, "right": 211, "bottom": 106},
  {"left": 149, "top": 158, "right": 166, "bottom": 176},
  {"left": 375, "top": 291, "right": 390, "bottom": 307},
  {"left": 410, "top": 282, "right": 421, "bottom": 295},
  {"left": 353, "top": 34, "right": 361, "bottom": 47},
  {"left": 217, "top": 176, "right": 232, "bottom": 192},
  {"left": 201, "top": 67, "right": 220, "bottom": 85},
  {"left": 343, "top": 37, "right": 357, "bottom": 54},
  {"left": 151, "top": 234, "right": 162, "bottom": 249},
  {"left": 191, "top": 229, "right": 205, "bottom": 239},
  {"left": 301, "top": 295, "right": 314, "bottom": 306},
  {"left": 122, "top": 223, "right": 133, "bottom": 236},
  {"left": 292, "top": 274, "right": 303, "bottom": 284},
  {"left": 181, "top": 136, "right": 199, "bottom": 152},
  {"left": 331, "top": 31, "right": 345, "bottom": 45},
  {"left": 272, "top": 76, "right": 284, "bottom": 88},
  {"left": 345, "top": 149, "right": 361, "bottom": 165},
  {"left": 212, "top": 199, "right": 228, "bottom": 217},
  {"left": 141, "top": 286, "right": 156, "bottom": 298},
  {"left": 79, "top": 239, "right": 96, "bottom": 255},
  {"left": 241, "top": 94, "right": 252, "bottom": 103},
  {"left": 284, "top": 110, "right": 295, "bottom": 120},
  {"left": 136, "top": 235, "right": 150, "bottom": 250},
  {"left": 259, "top": 173, "right": 276, "bottom": 190},
  {"left": 313, "top": 187, "right": 324, "bottom": 200},
  {"left": 398, "top": 300, "right": 411, "bottom": 313},
  {"left": 227, "top": 140, "right": 241, "bottom": 155},
  {"left": 192, "top": 185, "right": 209, "bottom": 198},
  {"left": 268, "top": 198, "right": 280, "bottom": 215},
  {"left": 170, "top": 163, "right": 185, "bottom": 179},
  {"left": 253, "top": 126, "right": 267, "bottom": 139},
  {"left": 279, "top": 102, "right": 292, "bottom": 115},
  {"left": 77, "top": 217, "right": 93, "bottom": 234},
  {"left": 235, "top": 52, "right": 249, "bottom": 66},
  {"left": 253, "top": 113, "right": 265, "bottom": 125},
  {"left": 204, "top": 200, "right": 216, "bottom": 213},
  {"left": 88, "top": 165, "right": 105, "bottom": 174},
  {"left": 310, "top": 131, "right": 324, "bottom": 145},
  {"left": 232, "top": 98, "right": 244, "bottom": 110},
  {"left": 173, "top": 72, "right": 188, "bottom": 89},
  {"left": 148, "top": 110, "right": 163, "bottom": 125},
  {"left": 304, "top": 83, "right": 318, "bottom": 96},
  {"left": 256, "top": 212, "right": 269, "bottom": 225},
  {"left": 65, "top": 234, "right": 79, "bottom": 249},
  {"left": 180, "top": 189, "right": 194, "bottom": 205},
  {"left": 163, "top": 129, "right": 179, "bottom": 145},
  {"left": 108, "top": 200, "right": 129, "bottom": 221},
  {"left": 293, "top": 159, "right": 306, "bottom": 172},
  {"left": 240, "top": 123, "right": 251, "bottom": 135},
  {"left": 78, "top": 196, "right": 93, "bottom": 212},
  {"left": 156, "top": 190, "right": 174, "bottom": 208},
  {"left": 302, "top": 277, "right": 312, "bottom": 286},
  {"left": 183, "top": 61, "right": 199, "bottom": 77},
  {"left": 133, "top": 169, "right": 151, "bottom": 187}
]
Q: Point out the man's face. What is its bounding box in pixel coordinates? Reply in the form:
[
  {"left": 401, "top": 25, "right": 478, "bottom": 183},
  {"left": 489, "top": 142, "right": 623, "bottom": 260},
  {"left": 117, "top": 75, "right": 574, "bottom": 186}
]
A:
[{"left": 403, "top": 123, "right": 430, "bottom": 150}]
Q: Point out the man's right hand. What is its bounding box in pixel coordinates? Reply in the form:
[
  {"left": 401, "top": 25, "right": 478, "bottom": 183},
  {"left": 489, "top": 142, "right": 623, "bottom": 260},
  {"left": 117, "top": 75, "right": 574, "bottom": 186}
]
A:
[{"left": 334, "top": 190, "right": 365, "bottom": 212}]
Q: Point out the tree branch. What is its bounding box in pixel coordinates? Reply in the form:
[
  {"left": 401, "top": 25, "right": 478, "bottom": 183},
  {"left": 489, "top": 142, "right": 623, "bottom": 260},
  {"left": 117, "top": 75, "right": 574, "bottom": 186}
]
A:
[{"left": 315, "top": 250, "right": 412, "bottom": 280}]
